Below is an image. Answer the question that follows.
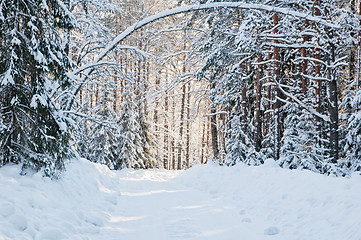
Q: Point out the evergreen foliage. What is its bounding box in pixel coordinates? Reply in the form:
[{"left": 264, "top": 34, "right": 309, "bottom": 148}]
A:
[
  {"left": 1, "top": 0, "right": 361, "bottom": 177},
  {"left": 279, "top": 102, "right": 321, "bottom": 172},
  {"left": 226, "top": 102, "right": 262, "bottom": 166},
  {"left": 86, "top": 81, "right": 118, "bottom": 167},
  {"left": 344, "top": 89, "right": 361, "bottom": 172},
  {"left": 0, "top": 0, "right": 75, "bottom": 177},
  {"left": 116, "top": 81, "right": 154, "bottom": 169},
  {"left": 181, "top": 0, "right": 360, "bottom": 175}
]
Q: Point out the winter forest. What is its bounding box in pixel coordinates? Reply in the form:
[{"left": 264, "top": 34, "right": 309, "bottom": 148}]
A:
[
  {"left": 2, "top": 0, "right": 361, "bottom": 239},
  {"left": 1, "top": 0, "right": 361, "bottom": 176}
]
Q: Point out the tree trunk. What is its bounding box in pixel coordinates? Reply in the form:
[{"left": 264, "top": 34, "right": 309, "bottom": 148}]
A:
[
  {"left": 79, "top": 89, "right": 83, "bottom": 106},
  {"left": 154, "top": 70, "right": 160, "bottom": 141},
  {"left": 210, "top": 105, "right": 219, "bottom": 159},
  {"left": 163, "top": 98, "right": 169, "bottom": 169},
  {"left": 357, "top": 0, "right": 361, "bottom": 92},
  {"left": 329, "top": 43, "right": 339, "bottom": 163},
  {"left": 163, "top": 71, "right": 169, "bottom": 169},
  {"left": 314, "top": 0, "right": 321, "bottom": 115},
  {"left": 177, "top": 83, "right": 186, "bottom": 170},
  {"left": 301, "top": 20, "right": 309, "bottom": 94},
  {"left": 90, "top": 83, "right": 93, "bottom": 109},
  {"left": 313, "top": 0, "right": 323, "bottom": 152},
  {"left": 273, "top": 12, "right": 281, "bottom": 160},
  {"left": 63, "top": 0, "right": 70, "bottom": 56},
  {"left": 206, "top": 117, "right": 211, "bottom": 163},
  {"left": 350, "top": 0, "right": 356, "bottom": 82},
  {"left": 177, "top": 38, "right": 187, "bottom": 169},
  {"left": 120, "top": 57, "right": 124, "bottom": 103},
  {"left": 254, "top": 53, "right": 263, "bottom": 152},
  {"left": 241, "top": 84, "right": 248, "bottom": 135},
  {"left": 113, "top": 51, "right": 119, "bottom": 112},
  {"left": 265, "top": 51, "right": 272, "bottom": 137},
  {"left": 185, "top": 83, "right": 191, "bottom": 168},
  {"left": 171, "top": 97, "right": 176, "bottom": 170},
  {"left": 201, "top": 119, "right": 206, "bottom": 164}
]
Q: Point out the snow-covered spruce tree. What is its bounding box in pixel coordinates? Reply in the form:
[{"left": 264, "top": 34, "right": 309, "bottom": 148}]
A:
[
  {"left": 343, "top": 89, "right": 361, "bottom": 173},
  {"left": 279, "top": 101, "right": 322, "bottom": 172},
  {"left": 65, "top": 0, "right": 157, "bottom": 170},
  {"left": 308, "top": 1, "right": 357, "bottom": 175},
  {"left": 72, "top": 75, "right": 124, "bottom": 170},
  {"left": 279, "top": 102, "right": 301, "bottom": 169},
  {"left": 0, "top": 0, "right": 74, "bottom": 176},
  {"left": 115, "top": 80, "right": 153, "bottom": 170},
  {"left": 226, "top": 96, "right": 261, "bottom": 166},
  {"left": 66, "top": 0, "right": 122, "bottom": 167},
  {"left": 85, "top": 80, "right": 119, "bottom": 168}
]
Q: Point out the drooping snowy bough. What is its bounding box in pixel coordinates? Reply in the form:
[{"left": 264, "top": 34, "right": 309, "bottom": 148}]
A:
[{"left": 67, "top": 1, "right": 348, "bottom": 109}]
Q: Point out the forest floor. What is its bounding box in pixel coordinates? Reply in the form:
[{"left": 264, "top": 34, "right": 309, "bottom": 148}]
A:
[{"left": 1, "top": 158, "right": 361, "bottom": 240}]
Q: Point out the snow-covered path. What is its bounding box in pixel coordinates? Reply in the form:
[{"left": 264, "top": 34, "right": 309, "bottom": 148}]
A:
[
  {"left": 1, "top": 159, "right": 361, "bottom": 240},
  {"left": 100, "top": 170, "right": 246, "bottom": 240}
]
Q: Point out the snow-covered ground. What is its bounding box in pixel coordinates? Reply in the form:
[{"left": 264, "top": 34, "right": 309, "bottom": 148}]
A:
[{"left": 1, "top": 158, "right": 360, "bottom": 240}]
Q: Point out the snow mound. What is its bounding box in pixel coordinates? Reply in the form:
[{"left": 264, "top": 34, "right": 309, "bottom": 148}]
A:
[
  {"left": 0, "top": 159, "right": 120, "bottom": 240},
  {"left": 0, "top": 159, "right": 360, "bottom": 240},
  {"left": 175, "top": 161, "right": 361, "bottom": 240}
]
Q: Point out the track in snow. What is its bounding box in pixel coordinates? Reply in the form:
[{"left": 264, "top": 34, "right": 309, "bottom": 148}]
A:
[{"left": 87, "top": 170, "right": 255, "bottom": 240}]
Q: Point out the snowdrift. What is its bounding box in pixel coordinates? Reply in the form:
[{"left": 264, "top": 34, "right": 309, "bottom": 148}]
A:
[
  {"left": 0, "top": 158, "right": 360, "bottom": 240},
  {"left": 0, "top": 159, "right": 122, "bottom": 240},
  {"left": 177, "top": 160, "right": 361, "bottom": 239}
]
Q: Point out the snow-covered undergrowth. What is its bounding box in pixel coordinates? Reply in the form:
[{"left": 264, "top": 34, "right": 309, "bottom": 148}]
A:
[{"left": 0, "top": 158, "right": 360, "bottom": 240}]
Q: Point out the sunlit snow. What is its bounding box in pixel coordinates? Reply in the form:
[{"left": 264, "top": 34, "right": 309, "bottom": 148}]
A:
[{"left": 0, "top": 159, "right": 360, "bottom": 240}]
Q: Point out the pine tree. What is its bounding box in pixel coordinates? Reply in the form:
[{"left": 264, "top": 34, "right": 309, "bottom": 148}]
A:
[
  {"left": 279, "top": 102, "right": 321, "bottom": 171},
  {"left": 279, "top": 102, "right": 301, "bottom": 169},
  {"left": 226, "top": 102, "right": 261, "bottom": 166},
  {"left": 115, "top": 80, "right": 154, "bottom": 170},
  {"left": 343, "top": 89, "right": 361, "bottom": 173},
  {"left": 0, "top": 0, "right": 74, "bottom": 176},
  {"left": 86, "top": 81, "right": 118, "bottom": 168}
]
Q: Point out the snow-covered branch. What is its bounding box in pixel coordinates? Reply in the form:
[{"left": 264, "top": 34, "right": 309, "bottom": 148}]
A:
[
  {"left": 66, "top": 1, "right": 347, "bottom": 110},
  {"left": 277, "top": 82, "right": 331, "bottom": 122},
  {"left": 92, "top": 2, "right": 341, "bottom": 66}
]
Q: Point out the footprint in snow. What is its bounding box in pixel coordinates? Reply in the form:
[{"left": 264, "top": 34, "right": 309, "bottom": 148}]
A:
[
  {"left": 9, "top": 214, "right": 28, "bottom": 231},
  {"left": 264, "top": 226, "right": 280, "bottom": 235}
]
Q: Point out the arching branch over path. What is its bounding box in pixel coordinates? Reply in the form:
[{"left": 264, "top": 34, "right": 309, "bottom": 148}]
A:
[
  {"left": 67, "top": 1, "right": 345, "bottom": 109},
  {"left": 94, "top": 2, "right": 341, "bottom": 65}
]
